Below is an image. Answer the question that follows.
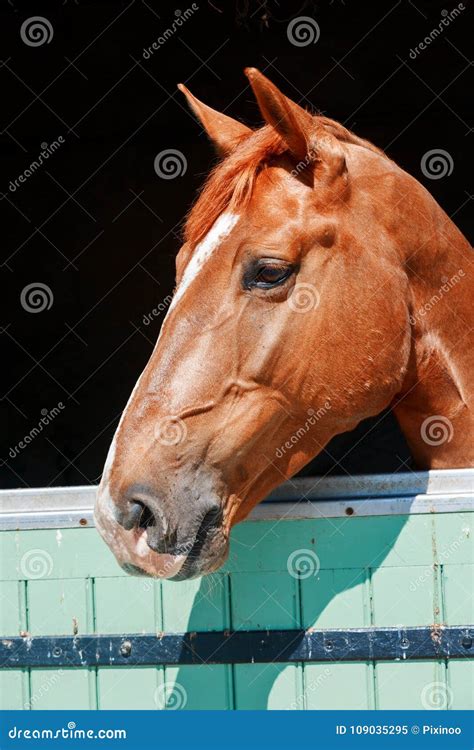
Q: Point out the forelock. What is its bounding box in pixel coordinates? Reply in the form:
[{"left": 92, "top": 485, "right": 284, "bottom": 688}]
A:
[{"left": 183, "top": 117, "right": 385, "bottom": 248}]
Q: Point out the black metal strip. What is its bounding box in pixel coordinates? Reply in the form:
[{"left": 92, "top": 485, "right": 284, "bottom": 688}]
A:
[{"left": 1, "top": 626, "right": 472, "bottom": 668}]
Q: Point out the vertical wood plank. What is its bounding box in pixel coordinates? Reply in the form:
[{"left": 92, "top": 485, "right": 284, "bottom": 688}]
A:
[
  {"left": 27, "top": 578, "right": 95, "bottom": 709},
  {"left": 371, "top": 566, "right": 441, "bottom": 625},
  {"left": 0, "top": 580, "right": 29, "bottom": 709},
  {"left": 443, "top": 562, "right": 473, "bottom": 709},
  {"left": 94, "top": 576, "right": 163, "bottom": 710},
  {"left": 305, "top": 663, "right": 373, "bottom": 710},
  {"left": 442, "top": 564, "right": 474, "bottom": 623},
  {"left": 301, "top": 569, "right": 369, "bottom": 628},
  {"left": 302, "top": 569, "right": 373, "bottom": 709},
  {"left": 161, "top": 574, "right": 232, "bottom": 710},
  {"left": 376, "top": 661, "right": 447, "bottom": 709},
  {"left": 448, "top": 660, "right": 474, "bottom": 709},
  {"left": 231, "top": 571, "right": 303, "bottom": 710}
]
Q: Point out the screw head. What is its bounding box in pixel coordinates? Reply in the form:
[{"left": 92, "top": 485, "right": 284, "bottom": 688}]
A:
[{"left": 119, "top": 640, "right": 132, "bottom": 657}]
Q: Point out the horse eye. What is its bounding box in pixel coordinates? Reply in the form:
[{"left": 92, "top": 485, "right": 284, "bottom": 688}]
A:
[{"left": 253, "top": 265, "right": 292, "bottom": 288}]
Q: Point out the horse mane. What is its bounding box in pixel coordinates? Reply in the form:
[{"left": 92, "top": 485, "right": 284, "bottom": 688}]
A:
[{"left": 184, "top": 117, "right": 385, "bottom": 247}]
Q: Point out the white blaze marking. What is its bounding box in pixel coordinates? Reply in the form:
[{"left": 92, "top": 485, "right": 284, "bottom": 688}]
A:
[
  {"left": 99, "top": 211, "right": 239, "bottom": 498},
  {"left": 168, "top": 211, "right": 240, "bottom": 313},
  {"left": 96, "top": 212, "right": 239, "bottom": 570},
  {"left": 97, "top": 368, "right": 146, "bottom": 504}
]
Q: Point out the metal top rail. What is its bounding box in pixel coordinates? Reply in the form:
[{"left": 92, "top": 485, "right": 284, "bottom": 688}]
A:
[{"left": 1, "top": 469, "right": 473, "bottom": 531}]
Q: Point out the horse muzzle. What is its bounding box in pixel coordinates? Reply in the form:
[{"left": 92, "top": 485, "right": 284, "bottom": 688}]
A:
[{"left": 94, "top": 480, "right": 228, "bottom": 580}]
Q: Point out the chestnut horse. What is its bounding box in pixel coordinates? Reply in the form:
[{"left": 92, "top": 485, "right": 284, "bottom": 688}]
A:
[{"left": 95, "top": 68, "right": 473, "bottom": 580}]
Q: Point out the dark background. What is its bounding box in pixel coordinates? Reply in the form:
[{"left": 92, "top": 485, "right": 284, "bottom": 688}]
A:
[{"left": 2, "top": 0, "right": 472, "bottom": 489}]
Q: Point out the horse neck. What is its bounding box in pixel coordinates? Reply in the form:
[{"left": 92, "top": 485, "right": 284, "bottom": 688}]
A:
[{"left": 393, "top": 201, "right": 474, "bottom": 469}]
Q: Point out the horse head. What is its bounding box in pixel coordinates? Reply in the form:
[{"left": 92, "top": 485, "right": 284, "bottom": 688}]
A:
[{"left": 95, "top": 69, "right": 473, "bottom": 579}]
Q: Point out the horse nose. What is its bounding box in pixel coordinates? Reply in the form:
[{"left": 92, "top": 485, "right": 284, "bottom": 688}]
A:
[
  {"left": 114, "top": 491, "right": 175, "bottom": 552},
  {"left": 114, "top": 489, "right": 222, "bottom": 556}
]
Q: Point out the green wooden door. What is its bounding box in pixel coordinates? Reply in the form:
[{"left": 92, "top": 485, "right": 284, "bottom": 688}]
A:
[{"left": 1, "top": 505, "right": 472, "bottom": 710}]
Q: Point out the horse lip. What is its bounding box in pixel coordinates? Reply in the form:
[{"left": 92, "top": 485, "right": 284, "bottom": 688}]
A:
[
  {"left": 121, "top": 562, "right": 148, "bottom": 577},
  {"left": 95, "top": 500, "right": 188, "bottom": 579},
  {"left": 171, "top": 546, "right": 228, "bottom": 580}
]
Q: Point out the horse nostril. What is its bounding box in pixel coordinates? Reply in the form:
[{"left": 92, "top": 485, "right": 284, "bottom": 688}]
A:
[
  {"left": 135, "top": 501, "right": 155, "bottom": 530},
  {"left": 113, "top": 489, "right": 221, "bottom": 557},
  {"left": 117, "top": 500, "right": 155, "bottom": 531}
]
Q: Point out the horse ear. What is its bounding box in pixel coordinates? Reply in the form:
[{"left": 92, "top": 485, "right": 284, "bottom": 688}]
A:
[
  {"left": 178, "top": 83, "right": 252, "bottom": 157},
  {"left": 244, "top": 67, "right": 317, "bottom": 164}
]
